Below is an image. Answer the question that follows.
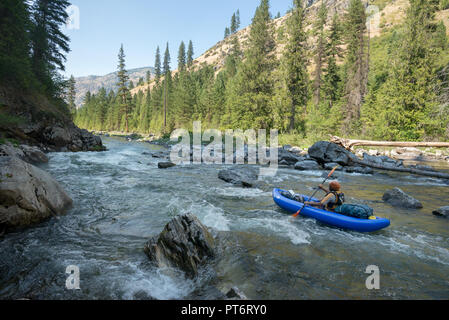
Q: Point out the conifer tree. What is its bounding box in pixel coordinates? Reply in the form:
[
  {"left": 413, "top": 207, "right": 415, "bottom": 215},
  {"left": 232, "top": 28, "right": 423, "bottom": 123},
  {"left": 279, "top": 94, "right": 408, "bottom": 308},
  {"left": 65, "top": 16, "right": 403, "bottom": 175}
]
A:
[
  {"left": 283, "top": 0, "right": 309, "bottom": 133},
  {"left": 154, "top": 46, "right": 162, "bottom": 83},
  {"left": 323, "top": 13, "right": 343, "bottom": 108},
  {"left": 30, "top": 0, "right": 71, "bottom": 93},
  {"left": 231, "top": 13, "right": 238, "bottom": 34},
  {"left": 66, "top": 75, "right": 77, "bottom": 114},
  {"left": 236, "top": 9, "right": 241, "bottom": 28},
  {"left": 0, "top": 0, "right": 33, "bottom": 86},
  {"left": 117, "top": 44, "right": 131, "bottom": 132},
  {"left": 342, "top": 0, "right": 368, "bottom": 135},
  {"left": 146, "top": 70, "right": 151, "bottom": 84},
  {"left": 226, "top": 0, "right": 276, "bottom": 129},
  {"left": 187, "top": 40, "right": 194, "bottom": 67},
  {"left": 178, "top": 41, "right": 186, "bottom": 71},
  {"left": 313, "top": 0, "right": 328, "bottom": 106},
  {"left": 163, "top": 43, "right": 171, "bottom": 76},
  {"left": 224, "top": 27, "right": 230, "bottom": 39}
]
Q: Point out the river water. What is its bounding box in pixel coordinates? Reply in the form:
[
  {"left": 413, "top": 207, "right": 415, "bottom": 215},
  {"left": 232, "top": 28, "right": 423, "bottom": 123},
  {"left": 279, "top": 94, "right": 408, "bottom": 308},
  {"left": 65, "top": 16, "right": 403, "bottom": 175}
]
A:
[{"left": 1, "top": 137, "right": 448, "bottom": 300}]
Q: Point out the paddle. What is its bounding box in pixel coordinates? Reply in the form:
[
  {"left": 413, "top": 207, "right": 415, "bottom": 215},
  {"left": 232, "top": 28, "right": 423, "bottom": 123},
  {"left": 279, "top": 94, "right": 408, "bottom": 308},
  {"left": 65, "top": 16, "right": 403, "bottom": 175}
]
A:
[{"left": 292, "top": 165, "right": 339, "bottom": 218}]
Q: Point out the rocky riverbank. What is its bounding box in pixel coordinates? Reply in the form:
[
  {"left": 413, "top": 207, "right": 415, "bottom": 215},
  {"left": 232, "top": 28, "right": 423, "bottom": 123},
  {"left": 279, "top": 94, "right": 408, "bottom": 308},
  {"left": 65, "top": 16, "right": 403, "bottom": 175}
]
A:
[{"left": 0, "top": 86, "right": 107, "bottom": 235}]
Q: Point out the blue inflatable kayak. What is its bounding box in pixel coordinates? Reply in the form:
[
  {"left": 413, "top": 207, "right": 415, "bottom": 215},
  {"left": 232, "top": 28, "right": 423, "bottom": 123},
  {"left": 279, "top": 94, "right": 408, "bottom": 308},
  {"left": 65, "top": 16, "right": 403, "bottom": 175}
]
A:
[{"left": 273, "top": 188, "right": 390, "bottom": 232}]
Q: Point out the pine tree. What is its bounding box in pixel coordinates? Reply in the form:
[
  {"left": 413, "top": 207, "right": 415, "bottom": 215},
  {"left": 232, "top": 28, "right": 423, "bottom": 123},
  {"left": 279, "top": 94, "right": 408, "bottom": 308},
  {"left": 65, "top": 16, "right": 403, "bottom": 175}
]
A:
[
  {"left": 0, "top": 0, "right": 33, "bottom": 86},
  {"left": 187, "top": 40, "right": 194, "bottom": 68},
  {"left": 178, "top": 41, "right": 186, "bottom": 71},
  {"left": 313, "top": 0, "right": 328, "bottom": 107},
  {"left": 226, "top": 0, "right": 276, "bottom": 129},
  {"left": 236, "top": 9, "right": 241, "bottom": 29},
  {"left": 154, "top": 46, "right": 161, "bottom": 84},
  {"left": 66, "top": 75, "right": 77, "bottom": 114},
  {"left": 146, "top": 70, "right": 151, "bottom": 84},
  {"left": 275, "top": 12, "right": 281, "bottom": 19},
  {"left": 342, "top": 0, "right": 368, "bottom": 135},
  {"left": 231, "top": 13, "right": 238, "bottom": 34},
  {"left": 323, "top": 13, "right": 343, "bottom": 107},
  {"left": 224, "top": 27, "right": 230, "bottom": 39},
  {"left": 117, "top": 44, "right": 131, "bottom": 132},
  {"left": 365, "top": 0, "right": 442, "bottom": 140},
  {"left": 30, "top": 0, "right": 71, "bottom": 94},
  {"left": 283, "top": 0, "right": 309, "bottom": 133},
  {"left": 163, "top": 43, "right": 171, "bottom": 76}
]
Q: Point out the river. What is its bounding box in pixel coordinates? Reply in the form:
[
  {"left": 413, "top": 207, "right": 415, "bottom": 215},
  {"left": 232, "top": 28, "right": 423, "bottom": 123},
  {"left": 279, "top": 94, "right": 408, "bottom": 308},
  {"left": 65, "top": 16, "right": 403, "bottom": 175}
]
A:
[{"left": 1, "top": 137, "right": 448, "bottom": 300}]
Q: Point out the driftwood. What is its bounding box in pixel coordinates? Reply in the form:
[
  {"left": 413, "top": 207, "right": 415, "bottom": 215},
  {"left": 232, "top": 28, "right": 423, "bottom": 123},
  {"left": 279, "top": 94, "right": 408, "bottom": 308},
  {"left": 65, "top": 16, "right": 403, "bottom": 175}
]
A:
[
  {"left": 350, "top": 157, "right": 449, "bottom": 180},
  {"left": 330, "top": 136, "right": 449, "bottom": 151}
]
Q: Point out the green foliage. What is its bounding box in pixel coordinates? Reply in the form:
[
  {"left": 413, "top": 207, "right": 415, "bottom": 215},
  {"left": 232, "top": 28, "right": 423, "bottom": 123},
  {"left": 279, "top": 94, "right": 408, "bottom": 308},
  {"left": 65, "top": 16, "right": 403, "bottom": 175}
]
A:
[{"left": 75, "top": 0, "right": 449, "bottom": 144}]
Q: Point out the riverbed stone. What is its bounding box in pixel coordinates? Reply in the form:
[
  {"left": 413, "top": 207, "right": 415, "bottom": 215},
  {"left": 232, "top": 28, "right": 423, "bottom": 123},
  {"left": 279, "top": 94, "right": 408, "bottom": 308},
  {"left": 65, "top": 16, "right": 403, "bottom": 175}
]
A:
[
  {"left": 323, "top": 163, "right": 344, "bottom": 171},
  {"left": 308, "top": 141, "right": 353, "bottom": 166},
  {"left": 144, "top": 214, "right": 215, "bottom": 278},
  {"left": 382, "top": 188, "right": 423, "bottom": 209},
  {"left": 0, "top": 156, "right": 73, "bottom": 231},
  {"left": 344, "top": 166, "right": 374, "bottom": 175},
  {"left": 278, "top": 149, "right": 305, "bottom": 165},
  {"left": 218, "top": 166, "right": 258, "bottom": 187},
  {"left": 432, "top": 207, "right": 449, "bottom": 218},
  {"left": 158, "top": 162, "right": 176, "bottom": 169},
  {"left": 294, "top": 160, "right": 322, "bottom": 171},
  {"left": 225, "top": 287, "right": 248, "bottom": 300}
]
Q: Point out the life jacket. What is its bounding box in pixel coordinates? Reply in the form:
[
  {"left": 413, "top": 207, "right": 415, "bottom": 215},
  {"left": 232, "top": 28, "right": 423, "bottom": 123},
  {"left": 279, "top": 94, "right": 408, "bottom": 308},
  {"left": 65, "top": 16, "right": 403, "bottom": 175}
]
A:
[{"left": 326, "top": 191, "right": 345, "bottom": 210}]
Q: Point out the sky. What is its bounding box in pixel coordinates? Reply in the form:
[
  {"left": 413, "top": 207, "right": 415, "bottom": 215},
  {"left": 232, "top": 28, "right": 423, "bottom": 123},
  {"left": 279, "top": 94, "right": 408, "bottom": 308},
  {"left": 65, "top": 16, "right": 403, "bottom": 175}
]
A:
[{"left": 64, "top": 0, "right": 293, "bottom": 78}]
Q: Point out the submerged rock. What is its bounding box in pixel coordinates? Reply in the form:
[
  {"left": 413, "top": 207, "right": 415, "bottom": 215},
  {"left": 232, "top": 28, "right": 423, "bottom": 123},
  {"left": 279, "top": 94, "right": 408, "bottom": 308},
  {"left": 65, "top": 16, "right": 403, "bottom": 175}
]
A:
[
  {"left": 218, "top": 166, "right": 258, "bottom": 188},
  {"left": 382, "top": 188, "right": 423, "bottom": 209},
  {"left": 432, "top": 207, "right": 449, "bottom": 218},
  {"left": 158, "top": 162, "right": 176, "bottom": 169},
  {"left": 0, "top": 156, "right": 73, "bottom": 231},
  {"left": 144, "top": 214, "right": 215, "bottom": 278},
  {"left": 225, "top": 287, "right": 248, "bottom": 300}
]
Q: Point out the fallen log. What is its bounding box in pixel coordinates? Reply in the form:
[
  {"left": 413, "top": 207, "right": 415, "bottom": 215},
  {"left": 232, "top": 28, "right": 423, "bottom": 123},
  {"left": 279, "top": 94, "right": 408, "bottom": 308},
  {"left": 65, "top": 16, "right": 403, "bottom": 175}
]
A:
[
  {"left": 330, "top": 136, "right": 449, "bottom": 151},
  {"left": 350, "top": 157, "right": 449, "bottom": 180}
]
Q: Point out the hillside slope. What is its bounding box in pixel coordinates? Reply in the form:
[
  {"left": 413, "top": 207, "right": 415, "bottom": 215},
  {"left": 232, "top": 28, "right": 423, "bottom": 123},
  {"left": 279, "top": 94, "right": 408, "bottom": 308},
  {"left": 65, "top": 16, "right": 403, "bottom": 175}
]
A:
[
  {"left": 129, "top": 0, "right": 448, "bottom": 97},
  {"left": 75, "top": 66, "right": 154, "bottom": 107}
]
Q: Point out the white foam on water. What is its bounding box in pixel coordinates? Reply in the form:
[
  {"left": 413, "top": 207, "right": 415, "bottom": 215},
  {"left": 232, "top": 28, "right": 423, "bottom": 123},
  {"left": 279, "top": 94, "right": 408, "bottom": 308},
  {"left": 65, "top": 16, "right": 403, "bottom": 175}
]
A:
[
  {"left": 237, "top": 215, "right": 311, "bottom": 245},
  {"left": 213, "top": 187, "right": 269, "bottom": 198},
  {"left": 180, "top": 200, "right": 231, "bottom": 232},
  {"left": 119, "top": 263, "right": 195, "bottom": 300}
]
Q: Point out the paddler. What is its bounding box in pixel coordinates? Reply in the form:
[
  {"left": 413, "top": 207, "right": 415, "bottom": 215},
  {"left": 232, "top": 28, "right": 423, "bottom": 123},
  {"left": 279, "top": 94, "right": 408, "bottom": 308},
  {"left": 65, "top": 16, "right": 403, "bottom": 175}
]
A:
[{"left": 304, "top": 181, "right": 345, "bottom": 211}]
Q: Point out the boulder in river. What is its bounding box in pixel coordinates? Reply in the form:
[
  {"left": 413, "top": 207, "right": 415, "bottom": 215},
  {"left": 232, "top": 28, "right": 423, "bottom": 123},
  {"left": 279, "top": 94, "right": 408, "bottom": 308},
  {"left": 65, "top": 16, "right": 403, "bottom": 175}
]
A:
[
  {"left": 344, "top": 166, "right": 374, "bottom": 175},
  {"left": 308, "top": 141, "right": 354, "bottom": 166},
  {"left": 0, "top": 144, "right": 48, "bottom": 164},
  {"left": 432, "top": 207, "right": 449, "bottom": 218},
  {"left": 225, "top": 287, "right": 248, "bottom": 300},
  {"left": 278, "top": 148, "right": 305, "bottom": 166},
  {"left": 218, "top": 166, "right": 258, "bottom": 188},
  {"left": 158, "top": 162, "right": 176, "bottom": 169},
  {"left": 294, "top": 159, "right": 322, "bottom": 171},
  {"left": 323, "top": 162, "right": 344, "bottom": 171},
  {"left": 382, "top": 188, "right": 423, "bottom": 209},
  {"left": 144, "top": 214, "right": 215, "bottom": 278},
  {"left": 0, "top": 156, "right": 73, "bottom": 231}
]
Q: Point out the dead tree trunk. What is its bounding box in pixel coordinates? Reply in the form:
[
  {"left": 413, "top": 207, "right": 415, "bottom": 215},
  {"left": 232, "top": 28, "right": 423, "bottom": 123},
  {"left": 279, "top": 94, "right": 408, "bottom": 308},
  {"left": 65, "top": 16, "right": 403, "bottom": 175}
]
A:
[
  {"left": 331, "top": 136, "right": 449, "bottom": 151},
  {"left": 350, "top": 158, "right": 449, "bottom": 180}
]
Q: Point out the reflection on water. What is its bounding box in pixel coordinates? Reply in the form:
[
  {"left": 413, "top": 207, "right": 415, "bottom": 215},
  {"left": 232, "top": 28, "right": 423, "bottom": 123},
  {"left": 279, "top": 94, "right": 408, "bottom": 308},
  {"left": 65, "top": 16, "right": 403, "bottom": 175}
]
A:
[{"left": 0, "top": 137, "right": 448, "bottom": 300}]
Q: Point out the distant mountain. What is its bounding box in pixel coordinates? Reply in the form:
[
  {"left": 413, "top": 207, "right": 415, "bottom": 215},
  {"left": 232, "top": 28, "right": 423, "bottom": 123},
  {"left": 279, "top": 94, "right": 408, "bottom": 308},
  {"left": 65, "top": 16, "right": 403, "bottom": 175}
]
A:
[{"left": 74, "top": 66, "right": 154, "bottom": 107}]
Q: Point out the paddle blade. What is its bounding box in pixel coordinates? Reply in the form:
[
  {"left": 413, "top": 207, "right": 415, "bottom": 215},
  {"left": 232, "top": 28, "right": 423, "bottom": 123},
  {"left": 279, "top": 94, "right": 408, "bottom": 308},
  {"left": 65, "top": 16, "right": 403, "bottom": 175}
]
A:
[
  {"left": 328, "top": 165, "right": 339, "bottom": 178},
  {"left": 292, "top": 210, "right": 301, "bottom": 218}
]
